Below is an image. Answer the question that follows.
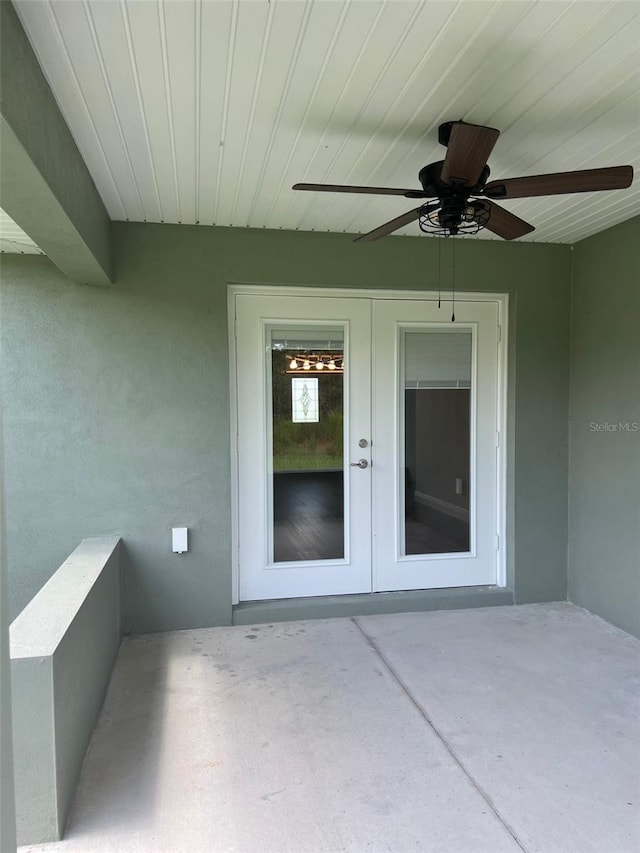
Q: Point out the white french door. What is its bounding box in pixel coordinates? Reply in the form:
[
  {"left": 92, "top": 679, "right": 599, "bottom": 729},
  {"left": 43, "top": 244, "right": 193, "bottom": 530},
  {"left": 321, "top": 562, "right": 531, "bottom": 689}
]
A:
[
  {"left": 235, "top": 294, "right": 372, "bottom": 600},
  {"left": 372, "top": 298, "right": 500, "bottom": 591},
  {"left": 233, "top": 289, "right": 504, "bottom": 602}
]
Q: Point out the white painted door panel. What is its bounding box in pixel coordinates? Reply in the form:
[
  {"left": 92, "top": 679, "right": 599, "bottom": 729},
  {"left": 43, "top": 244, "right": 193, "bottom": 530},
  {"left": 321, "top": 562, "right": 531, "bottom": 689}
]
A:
[
  {"left": 236, "top": 294, "right": 372, "bottom": 601},
  {"left": 372, "top": 299, "right": 499, "bottom": 591}
]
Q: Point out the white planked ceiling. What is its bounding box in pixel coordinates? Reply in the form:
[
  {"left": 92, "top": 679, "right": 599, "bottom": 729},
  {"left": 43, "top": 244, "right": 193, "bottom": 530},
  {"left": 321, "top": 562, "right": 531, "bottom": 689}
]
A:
[
  {"left": 0, "top": 208, "right": 45, "bottom": 255},
  {"left": 12, "top": 0, "right": 640, "bottom": 245}
]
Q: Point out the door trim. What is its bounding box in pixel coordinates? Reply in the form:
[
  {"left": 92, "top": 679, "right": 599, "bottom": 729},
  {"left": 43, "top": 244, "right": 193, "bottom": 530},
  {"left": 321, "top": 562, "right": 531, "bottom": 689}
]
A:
[{"left": 228, "top": 284, "right": 509, "bottom": 605}]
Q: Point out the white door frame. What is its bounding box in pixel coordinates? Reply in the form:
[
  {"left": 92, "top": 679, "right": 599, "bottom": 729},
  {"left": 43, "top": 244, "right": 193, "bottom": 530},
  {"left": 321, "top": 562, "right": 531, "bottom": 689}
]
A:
[{"left": 228, "top": 284, "right": 509, "bottom": 606}]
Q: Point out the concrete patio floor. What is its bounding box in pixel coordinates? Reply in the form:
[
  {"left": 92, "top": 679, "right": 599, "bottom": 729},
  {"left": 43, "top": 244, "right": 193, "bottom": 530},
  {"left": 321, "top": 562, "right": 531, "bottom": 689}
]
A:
[{"left": 19, "top": 603, "right": 640, "bottom": 853}]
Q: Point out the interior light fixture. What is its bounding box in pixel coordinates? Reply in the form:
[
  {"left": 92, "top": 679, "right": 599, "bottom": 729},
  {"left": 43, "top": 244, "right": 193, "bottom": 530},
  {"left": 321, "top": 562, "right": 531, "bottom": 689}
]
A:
[
  {"left": 285, "top": 352, "right": 345, "bottom": 374},
  {"left": 418, "top": 199, "right": 491, "bottom": 236}
]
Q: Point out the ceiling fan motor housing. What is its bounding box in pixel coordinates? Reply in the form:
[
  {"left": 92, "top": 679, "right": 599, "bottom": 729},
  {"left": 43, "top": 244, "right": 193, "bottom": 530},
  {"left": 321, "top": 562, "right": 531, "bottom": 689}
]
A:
[{"left": 418, "top": 160, "right": 491, "bottom": 197}]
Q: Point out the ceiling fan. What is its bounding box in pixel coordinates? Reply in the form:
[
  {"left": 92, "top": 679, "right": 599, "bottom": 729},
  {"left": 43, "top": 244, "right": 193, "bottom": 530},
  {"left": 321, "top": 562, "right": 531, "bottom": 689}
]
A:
[{"left": 292, "top": 120, "right": 634, "bottom": 242}]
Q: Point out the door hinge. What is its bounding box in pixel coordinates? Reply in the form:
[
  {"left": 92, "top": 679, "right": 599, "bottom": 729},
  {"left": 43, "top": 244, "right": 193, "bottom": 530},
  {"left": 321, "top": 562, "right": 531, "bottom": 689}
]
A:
[
  {"left": 497, "top": 324, "right": 502, "bottom": 343},
  {"left": 496, "top": 431, "right": 501, "bottom": 447},
  {"left": 495, "top": 534, "right": 500, "bottom": 551},
  {"left": 234, "top": 318, "right": 238, "bottom": 339}
]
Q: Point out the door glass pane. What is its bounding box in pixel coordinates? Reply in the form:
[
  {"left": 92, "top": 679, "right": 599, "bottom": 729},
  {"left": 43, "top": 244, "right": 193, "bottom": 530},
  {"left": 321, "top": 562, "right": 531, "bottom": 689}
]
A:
[
  {"left": 403, "top": 329, "right": 471, "bottom": 555},
  {"left": 269, "top": 326, "right": 345, "bottom": 563}
]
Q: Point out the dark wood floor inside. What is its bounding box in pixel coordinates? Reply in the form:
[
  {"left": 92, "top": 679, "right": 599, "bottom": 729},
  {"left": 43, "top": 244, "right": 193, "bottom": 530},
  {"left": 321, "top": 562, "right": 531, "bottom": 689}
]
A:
[
  {"left": 273, "top": 471, "right": 466, "bottom": 563},
  {"left": 274, "top": 470, "right": 344, "bottom": 562},
  {"left": 405, "top": 518, "right": 467, "bottom": 555}
]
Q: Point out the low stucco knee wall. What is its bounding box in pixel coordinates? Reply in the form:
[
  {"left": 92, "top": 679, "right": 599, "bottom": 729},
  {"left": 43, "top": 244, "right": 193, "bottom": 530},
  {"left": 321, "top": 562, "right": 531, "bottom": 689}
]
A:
[{"left": 10, "top": 536, "right": 122, "bottom": 845}]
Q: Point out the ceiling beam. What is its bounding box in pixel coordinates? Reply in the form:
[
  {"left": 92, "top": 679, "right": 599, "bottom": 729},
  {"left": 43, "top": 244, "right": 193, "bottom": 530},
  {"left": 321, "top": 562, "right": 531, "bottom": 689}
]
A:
[{"left": 0, "top": 1, "right": 112, "bottom": 285}]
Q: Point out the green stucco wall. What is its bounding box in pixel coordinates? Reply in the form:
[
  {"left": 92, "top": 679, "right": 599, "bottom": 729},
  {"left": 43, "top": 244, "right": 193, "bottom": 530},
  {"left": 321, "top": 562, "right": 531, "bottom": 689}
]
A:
[
  {"left": 569, "top": 216, "right": 640, "bottom": 638},
  {"left": 1, "top": 224, "right": 570, "bottom": 632},
  {"left": 0, "top": 407, "right": 16, "bottom": 853}
]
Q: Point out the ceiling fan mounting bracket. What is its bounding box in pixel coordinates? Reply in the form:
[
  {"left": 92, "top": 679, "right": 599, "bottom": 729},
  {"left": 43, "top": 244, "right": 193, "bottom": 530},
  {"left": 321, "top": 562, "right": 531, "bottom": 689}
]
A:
[{"left": 437, "top": 120, "right": 459, "bottom": 147}]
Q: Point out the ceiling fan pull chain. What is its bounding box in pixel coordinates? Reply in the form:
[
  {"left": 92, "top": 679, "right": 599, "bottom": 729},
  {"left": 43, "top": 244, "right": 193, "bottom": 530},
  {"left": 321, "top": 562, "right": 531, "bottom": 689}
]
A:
[
  {"left": 451, "top": 237, "right": 456, "bottom": 323},
  {"left": 438, "top": 235, "right": 442, "bottom": 308}
]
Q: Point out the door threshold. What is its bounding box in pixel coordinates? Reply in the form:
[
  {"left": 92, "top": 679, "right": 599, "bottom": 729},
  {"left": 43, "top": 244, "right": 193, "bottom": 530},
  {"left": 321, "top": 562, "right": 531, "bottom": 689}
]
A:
[{"left": 232, "top": 586, "right": 514, "bottom": 626}]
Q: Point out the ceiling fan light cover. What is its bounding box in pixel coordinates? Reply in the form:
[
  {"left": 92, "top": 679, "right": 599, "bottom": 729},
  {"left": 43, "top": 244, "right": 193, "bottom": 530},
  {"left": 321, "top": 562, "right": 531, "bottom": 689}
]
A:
[{"left": 418, "top": 200, "right": 491, "bottom": 237}]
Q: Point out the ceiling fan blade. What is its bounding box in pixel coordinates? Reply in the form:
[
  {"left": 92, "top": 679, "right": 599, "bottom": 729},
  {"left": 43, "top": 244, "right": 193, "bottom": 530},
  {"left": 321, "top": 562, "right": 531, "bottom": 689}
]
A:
[
  {"left": 483, "top": 165, "right": 633, "bottom": 199},
  {"left": 440, "top": 121, "right": 500, "bottom": 187},
  {"left": 292, "top": 182, "right": 428, "bottom": 198},
  {"left": 354, "top": 207, "right": 424, "bottom": 243},
  {"left": 484, "top": 201, "right": 535, "bottom": 240}
]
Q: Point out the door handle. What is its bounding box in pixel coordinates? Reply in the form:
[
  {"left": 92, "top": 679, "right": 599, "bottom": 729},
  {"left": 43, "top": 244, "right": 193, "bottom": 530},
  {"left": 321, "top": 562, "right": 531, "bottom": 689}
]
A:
[{"left": 350, "top": 458, "right": 369, "bottom": 469}]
